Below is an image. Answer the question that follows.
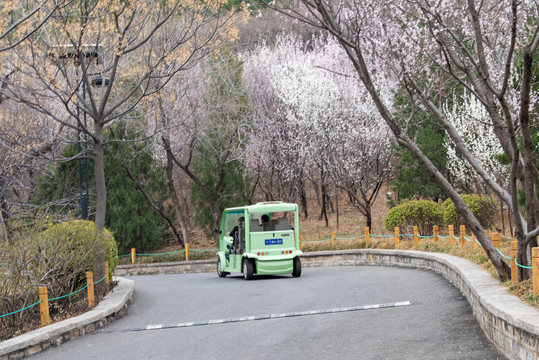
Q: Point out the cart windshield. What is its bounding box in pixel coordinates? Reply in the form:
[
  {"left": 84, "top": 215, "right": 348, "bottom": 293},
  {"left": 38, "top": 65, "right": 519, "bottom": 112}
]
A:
[{"left": 248, "top": 211, "right": 294, "bottom": 232}]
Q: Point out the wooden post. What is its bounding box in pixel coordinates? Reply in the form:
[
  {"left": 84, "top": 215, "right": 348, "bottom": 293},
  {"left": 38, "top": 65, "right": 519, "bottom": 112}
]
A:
[
  {"left": 448, "top": 225, "right": 454, "bottom": 245},
  {"left": 38, "top": 286, "right": 50, "bottom": 327},
  {"left": 532, "top": 247, "right": 539, "bottom": 295},
  {"left": 331, "top": 231, "right": 336, "bottom": 248},
  {"left": 460, "top": 225, "right": 466, "bottom": 247},
  {"left": 86, "top": 271, "right": 95, "bottom": 308},
  {"left": 433, "top": 225, "right": 439, "bottom": 242},
  {"left": 365, "top": 227, "right": 370, "bottom": 247},
  {"left": 486, "top": 230, "right": 491, "bottom": 240},
  {"left": 511, "top": 241, "right": 518, "bottom": 285},
  {"left": 105, "top": 261, "right": 110, "bottom": 287},
  {"left": 131, "top": 248, "right": 136, "bottom": 264},
  {"left": 492, "top": 233, "right": 500, "bottom": 249},
  {"left": 413, "top": 226, "right": 419, "bottom": 246},
  {"left": 394, "top": 227, "right": 400, "bottom": 248},
  {"left": 185, "top": 243, "right": 190, "bottom": 261}
]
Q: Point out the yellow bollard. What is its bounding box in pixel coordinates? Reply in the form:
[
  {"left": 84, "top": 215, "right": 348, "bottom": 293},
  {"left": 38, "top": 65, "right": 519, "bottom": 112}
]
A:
[
  {"left": 511, "top": 241, "right": 518, "bottom": 285},
  {"left": 299, "top": 234, "right": 302, "bottom": 250},
  {"left": 433, "top": 225, "right": 439, "bottom": 242},
  {"left": 331, "top": 231, "right": 336, "bottom": 248},
  {"left": 365, "top": 227, "right": 370, "bottom": 247},
  {"left": 492, "top": 233, "right": 500, "bottom": 249},
  {"left": 131, "top": 248, "right": 136, "bottom": 264},
  {"left": 38, "top": 286, "right": 50, "bottom": 327},
  {"left": 105, "top": 261, "right": 110, "bottom": 287},
  {"left": 86, "top": 271, "right": 95, "bottom": 308},
  {"left": 413, "top": 226, "right": 419, "bottom": 246},
  {"left": 532, "top": 247, "right": 539, "bottom": 295},
  {"left": 460, "top": 225, "right": 466, "bottom": 247},
  {"left": 448, "top": 225, "right": 454, "bottom": 245},
  {"left": 395, "top": 227, "right": 400, "bottom": 248},
  {"left": 185, "top": 243, "right": 190, "bottom": 261}
]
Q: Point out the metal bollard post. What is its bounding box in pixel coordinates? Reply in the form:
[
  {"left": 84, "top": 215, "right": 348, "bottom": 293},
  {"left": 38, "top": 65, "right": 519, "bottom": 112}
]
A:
[
  {"left": 131, "top": 248, "right": 136, "bottom": 264},
  {"left": 86, "top": 271, "right": 95, "bottom": 308},
  {"left": 532, "top": 247, "right": 539, "bottom": 295},
  {"left": 365, "top": 227, "right": 370, "bottom": 247},
  {"left": 460, "top": 225, "right": 466, "bottom": 247},
  {"left": 105, "top": 261, "right": 110, "bottom": 287},
  {"left": 413, "top": 226, "right": 419, "bottom": 246},
  {"left": 299, "top": 235, "right": 302, "bottom": 250},
  {"left": 394, "top": 227, "right": 400, "bottom": 248},
  {"left": 511, "top": 241, "right": 518, "bottom": 285},
  {"left": 433, "top": 225, "right": 439, "bottom": 242},
  {"left": 448, "top": 225, "right": 454, "bottom": 245},
  {"left": 185, "top": 243, "right": 190, "bottom": 261},
  {"left": 39, "top": 286, "right": 50, "bottom": 327}
]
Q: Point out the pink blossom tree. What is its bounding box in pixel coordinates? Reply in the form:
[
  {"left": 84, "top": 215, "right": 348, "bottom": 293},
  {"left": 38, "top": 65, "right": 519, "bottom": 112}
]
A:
[{"left": 243, "top": 33, "right": 394, "bottom": 228}]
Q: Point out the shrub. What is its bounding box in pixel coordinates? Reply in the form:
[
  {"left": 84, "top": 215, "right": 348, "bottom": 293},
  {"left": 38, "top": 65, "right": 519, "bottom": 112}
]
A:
[
  {"left": 36, "top": 220, "right": 118, "bottom": 295},
  {"left": 0, "top": 220, "right": 118, "bottom": 340},
  {"left": 384, "top": 200, "right": 444, "bottom": 235},
  {"left": 442, "top": 194, "right": 499, "bottom": 229}
]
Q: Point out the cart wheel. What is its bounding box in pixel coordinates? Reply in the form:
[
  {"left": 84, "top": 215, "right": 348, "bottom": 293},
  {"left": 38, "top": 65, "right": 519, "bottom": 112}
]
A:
[
  {"left": 292, "top": 257, "right": 302, "bottom": 278},
  {"left": 217, "top": 257, "right": 228, "bottom": 278},
  {"left": 243, "top": 258, "right": 254, "bottom": 280}
]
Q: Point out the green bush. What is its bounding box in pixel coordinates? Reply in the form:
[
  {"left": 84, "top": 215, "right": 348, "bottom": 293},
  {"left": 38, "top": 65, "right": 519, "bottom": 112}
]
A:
[
  {"left": 1, "top": 221, "right": 118, "bottom": 340},
  {"left": 384, "top": 200, "right": 444, "bottom": 235},
  {"left": 36, "top": 220, "right": 118, "bottom": 294},
  {"left": 442, "top": 194, "right": 499, "bottom": 229}
]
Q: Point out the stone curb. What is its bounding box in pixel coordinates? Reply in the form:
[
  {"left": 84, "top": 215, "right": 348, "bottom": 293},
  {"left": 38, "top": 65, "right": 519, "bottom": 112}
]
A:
[
  {"left": 116, "top": 249, "right": 539, "bottom": 360},
  {"left": 0, "top": 277, "right": 135, "bottom": 360}
]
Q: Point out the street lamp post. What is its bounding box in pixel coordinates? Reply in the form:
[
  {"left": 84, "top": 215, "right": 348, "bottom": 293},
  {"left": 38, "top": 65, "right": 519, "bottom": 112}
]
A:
[
  {"left": 50, "top": 44, "right": 100, "bottom": 220},
  {"left": 77, "top": 78, "right": 89, "bottom": 220}
]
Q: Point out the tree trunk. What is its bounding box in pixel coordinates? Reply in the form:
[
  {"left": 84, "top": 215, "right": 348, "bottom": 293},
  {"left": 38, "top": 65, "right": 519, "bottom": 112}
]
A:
[
  {"left": 92, "top": 121, "right": 106, "bottom": 294},
  {"left": 518, "top": 50, "right": 538, "bottom": 280},
  {"left": 300, "top": 185, "right": 308, "bottom": 218},
  {"left": 319, "top": 181, "right": 328, "bottom": 227},
  {"left": 165, "top": 151, "right": 189, "bottom": 246},
  {"left": 365, "top": 204, "right": 372, "bottom": 230}
]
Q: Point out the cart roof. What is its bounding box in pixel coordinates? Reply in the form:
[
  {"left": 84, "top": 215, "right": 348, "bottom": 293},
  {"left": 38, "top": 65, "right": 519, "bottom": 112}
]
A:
[{"left": 224, "top": 201, "right": 298, "bottom": 214}]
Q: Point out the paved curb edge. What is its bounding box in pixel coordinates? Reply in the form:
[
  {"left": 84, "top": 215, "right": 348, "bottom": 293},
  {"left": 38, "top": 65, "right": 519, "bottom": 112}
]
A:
[{"left": 0, "top": 277, "right": 135, "bottom": 359}]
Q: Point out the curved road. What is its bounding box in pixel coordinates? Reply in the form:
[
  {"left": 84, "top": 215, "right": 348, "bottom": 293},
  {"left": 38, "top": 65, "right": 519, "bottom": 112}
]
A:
[{"left": 32, "top": 266, "right": 504, "bottom": 359}]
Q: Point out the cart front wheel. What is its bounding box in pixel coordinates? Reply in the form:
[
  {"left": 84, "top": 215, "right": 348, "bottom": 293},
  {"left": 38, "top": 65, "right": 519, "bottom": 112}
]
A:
[{"left": 217, "top": 257, "right": 228, "bottom": 278}]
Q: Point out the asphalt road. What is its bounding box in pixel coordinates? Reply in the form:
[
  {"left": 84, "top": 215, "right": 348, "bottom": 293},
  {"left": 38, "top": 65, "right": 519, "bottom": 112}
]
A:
[{"left": 32, "top": 266, "right": 505, "bottom": 359}]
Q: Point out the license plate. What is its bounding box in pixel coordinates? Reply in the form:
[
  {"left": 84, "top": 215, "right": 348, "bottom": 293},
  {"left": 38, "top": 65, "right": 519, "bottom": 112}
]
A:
[{"left": 265, "top": 238, "right": 283, "bottom": 245}]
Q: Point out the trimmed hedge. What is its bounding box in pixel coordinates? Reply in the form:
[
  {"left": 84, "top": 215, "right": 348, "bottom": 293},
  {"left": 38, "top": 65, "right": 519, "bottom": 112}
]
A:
[
  {"left": 384, "top": 200, "right": 444, "bottom": 236},
  {"left": 442, "top": 194, "right": 499, "bottom": 229}
]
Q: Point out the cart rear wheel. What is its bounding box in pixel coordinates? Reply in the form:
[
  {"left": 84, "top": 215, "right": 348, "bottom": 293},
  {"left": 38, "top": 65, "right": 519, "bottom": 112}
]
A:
[
  {"left": 243, "top": 258, "right": 254, "bottom": 280},
  {"left": 292, "top": 257, "right": 302, "bottom": 278}
]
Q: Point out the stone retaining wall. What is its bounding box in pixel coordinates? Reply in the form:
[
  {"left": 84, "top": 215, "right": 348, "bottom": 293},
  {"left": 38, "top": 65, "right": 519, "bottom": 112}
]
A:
[{"left": 116, "top": 249, "right": 539, "bottom": 359}]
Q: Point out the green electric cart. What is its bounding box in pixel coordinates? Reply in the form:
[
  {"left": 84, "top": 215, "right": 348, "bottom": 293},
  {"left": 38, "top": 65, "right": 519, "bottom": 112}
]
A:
[{"left": 214, "top": 201, "right": 302, "bottom": 280}]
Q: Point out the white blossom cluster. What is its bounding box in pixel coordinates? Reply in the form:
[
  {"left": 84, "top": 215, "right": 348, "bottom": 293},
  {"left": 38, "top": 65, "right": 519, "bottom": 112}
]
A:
[{"left": 443, "top": 93, "right": 508, "bottom": 188}]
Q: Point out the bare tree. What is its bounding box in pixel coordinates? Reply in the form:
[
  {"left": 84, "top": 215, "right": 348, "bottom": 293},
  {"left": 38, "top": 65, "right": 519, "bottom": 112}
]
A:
[
  {"left": 0, "top": 0, "right": 74, "bottom": 52},
  {"left": 1, "top": 0, "right": 242, "bottom": 289}
]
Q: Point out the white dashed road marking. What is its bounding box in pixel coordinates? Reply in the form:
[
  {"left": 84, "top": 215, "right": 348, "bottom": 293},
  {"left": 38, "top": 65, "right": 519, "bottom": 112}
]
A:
[{"left": 132, "top": 301, "right": 412, "bottom": 332}]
